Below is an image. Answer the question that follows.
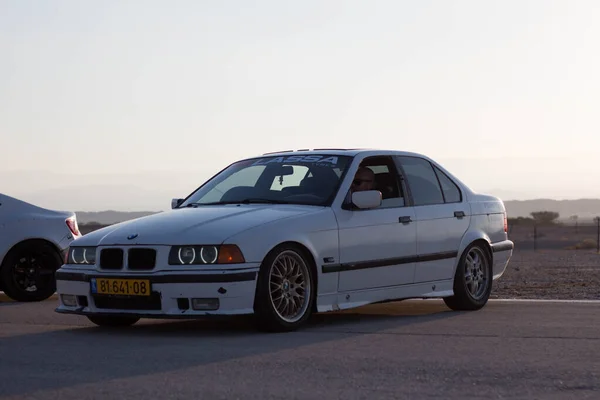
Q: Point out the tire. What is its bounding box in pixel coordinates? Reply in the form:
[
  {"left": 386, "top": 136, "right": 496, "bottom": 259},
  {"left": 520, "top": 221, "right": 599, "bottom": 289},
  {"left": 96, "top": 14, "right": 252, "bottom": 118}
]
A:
[
  {"left": 0, "top": 241, "right": 62, "bottom": 302},
  {"left": 253, "top": 244, "right": 316, "bottom": 332},
  {"left": 443, "top": 242, "right": 492, "bottom": 311},
  {"left": 87, "top": 315, "right": 140, "bottom": 327}
]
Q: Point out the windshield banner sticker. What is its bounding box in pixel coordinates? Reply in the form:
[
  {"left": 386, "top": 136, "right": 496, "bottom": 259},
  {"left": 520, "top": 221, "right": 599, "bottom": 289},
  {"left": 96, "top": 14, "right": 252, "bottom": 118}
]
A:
[{"left": 252, "top": 155, "right": 339, "bottom": 166}]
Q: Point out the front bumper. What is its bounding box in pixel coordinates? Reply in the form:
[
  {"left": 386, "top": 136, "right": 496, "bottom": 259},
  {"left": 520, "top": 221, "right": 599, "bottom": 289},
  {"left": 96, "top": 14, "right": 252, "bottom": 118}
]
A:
[{"left": 54, "top": 266, "right": 260, "bottom": 318}]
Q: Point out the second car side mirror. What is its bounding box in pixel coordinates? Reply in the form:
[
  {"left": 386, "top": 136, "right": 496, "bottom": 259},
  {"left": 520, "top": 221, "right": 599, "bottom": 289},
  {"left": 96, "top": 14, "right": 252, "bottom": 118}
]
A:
[
  {"left": 351, "top": 190, "right": 382, "bottom": 209},
  {"left": 171, "top": 198, "right": 184, "bottom": 209}
]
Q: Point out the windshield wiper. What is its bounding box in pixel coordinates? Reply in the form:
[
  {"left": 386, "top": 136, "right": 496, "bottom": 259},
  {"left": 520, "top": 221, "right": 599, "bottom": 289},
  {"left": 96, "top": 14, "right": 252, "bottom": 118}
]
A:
[{"left": 239, "top": 198, "right": 291, "bottom": 204}]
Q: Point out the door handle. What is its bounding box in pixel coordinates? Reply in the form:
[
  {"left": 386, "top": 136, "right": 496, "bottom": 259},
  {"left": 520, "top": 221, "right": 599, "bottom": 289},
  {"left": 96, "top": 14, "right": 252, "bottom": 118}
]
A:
[
  {"left": 454, "top": 211, "right": 465, "bottom": 218},
  {"left": 399, "top": 216, "right": 412, "bottom": 224}
]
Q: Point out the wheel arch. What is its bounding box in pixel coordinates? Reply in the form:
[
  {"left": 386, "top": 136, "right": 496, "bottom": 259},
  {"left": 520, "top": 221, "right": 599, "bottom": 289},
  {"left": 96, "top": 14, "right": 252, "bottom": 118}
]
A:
[
  {"left": 467, "top": 238, "right": 493, "bottom": 264},
  {"left": 455, "top": 230, "right": 493, "bottom": 274},
  {"left": 261, "top": 240, "right": 320, "bottom": 311},
  {"left": 263, "top": 240, "right": 319, "bottom": 286}
]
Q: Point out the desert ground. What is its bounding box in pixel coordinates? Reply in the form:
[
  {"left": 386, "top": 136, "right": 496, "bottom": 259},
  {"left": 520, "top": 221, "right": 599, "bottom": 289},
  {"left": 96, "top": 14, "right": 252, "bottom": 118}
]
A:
[
  {"left": 79, "top": 221, "right": 600, "bottom": 301},
  {"left": 492, "top": 223, "right": 600, "bottom": 300}
]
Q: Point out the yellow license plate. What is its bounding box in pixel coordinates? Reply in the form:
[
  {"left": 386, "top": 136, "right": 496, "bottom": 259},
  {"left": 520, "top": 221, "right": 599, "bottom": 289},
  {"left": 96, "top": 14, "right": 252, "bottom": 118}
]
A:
[{"left": 92, "top": 278, "right": 151, "bottom": 296}]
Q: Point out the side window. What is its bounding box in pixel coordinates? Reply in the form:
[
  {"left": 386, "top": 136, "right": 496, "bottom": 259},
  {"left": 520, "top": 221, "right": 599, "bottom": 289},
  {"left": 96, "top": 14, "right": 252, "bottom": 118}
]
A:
[
  {"left": 395, "top": 156, "right": 444, "bottom": 206},
  {"left": 359, "top": 156, "right": 406, "bottom": 208},
  {"left": 433, "top": 165, "right": 462, "bottom": 203}
]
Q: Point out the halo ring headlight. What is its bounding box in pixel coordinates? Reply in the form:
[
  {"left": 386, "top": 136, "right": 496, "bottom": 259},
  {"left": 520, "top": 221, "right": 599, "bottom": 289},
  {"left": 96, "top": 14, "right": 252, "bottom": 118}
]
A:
[
  {"left": 68, "top": 247, "right": 96, "bottom": 265},
  {"left": 168, "top": 244, "right": 245, "bottom": 265},
  {"left": 178, "top": 247, "right": 196, "bottom": 264},
  {"left": 200, "top": 246, "right": 218, "bottom": 264},
  {"left": 71, "top": 248, "right": 89, "bottom": 264},
  {"left": 71, "top": 248, "right": 81, "bottom": 264}
]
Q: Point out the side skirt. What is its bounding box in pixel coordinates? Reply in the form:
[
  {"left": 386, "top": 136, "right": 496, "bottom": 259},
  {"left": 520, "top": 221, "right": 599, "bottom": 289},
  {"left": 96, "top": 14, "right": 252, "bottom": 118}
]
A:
[{"left": 315, "top": 279, "right": 454, "bottom": 313}]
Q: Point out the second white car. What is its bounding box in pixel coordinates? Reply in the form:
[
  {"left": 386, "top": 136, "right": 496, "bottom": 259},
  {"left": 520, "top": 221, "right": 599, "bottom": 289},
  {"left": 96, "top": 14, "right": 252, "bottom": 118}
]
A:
[{"left": 1, "top": 193, "right": 81, "bottom": 302}]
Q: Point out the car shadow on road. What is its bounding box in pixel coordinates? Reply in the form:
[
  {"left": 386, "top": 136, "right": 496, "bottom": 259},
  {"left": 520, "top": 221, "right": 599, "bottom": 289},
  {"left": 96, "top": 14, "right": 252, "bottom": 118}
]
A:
[
  {"left": 57, "top": 300, "right": 458, "bottom": 336},
  {"left": 0, "top": 300, "right": 464, "bottom": 397}
]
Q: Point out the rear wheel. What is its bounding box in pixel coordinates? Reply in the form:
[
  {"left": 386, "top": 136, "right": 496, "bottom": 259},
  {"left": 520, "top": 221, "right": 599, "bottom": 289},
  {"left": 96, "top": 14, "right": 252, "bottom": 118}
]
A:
[
  {"left": 443, "top": 242, "right": 492, "bottom": 311},
  {"left": 0, "top": 241, "right": 62, "bottom": 302},
  {"left": 87, "top": 315, "right": 140, "bottom": 327},
  {"left": 253, "top": 244, "right": 316, "bottom": 332}
]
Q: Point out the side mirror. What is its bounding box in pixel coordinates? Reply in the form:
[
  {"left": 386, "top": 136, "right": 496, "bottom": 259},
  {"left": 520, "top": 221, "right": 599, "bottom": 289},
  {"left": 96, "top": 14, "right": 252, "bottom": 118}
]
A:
[
  {"left": 171, "top": 198, "right": 184, "bottom": 209},
  {"left": 351, "top": 190, "right": 382, "bottom": 209}
]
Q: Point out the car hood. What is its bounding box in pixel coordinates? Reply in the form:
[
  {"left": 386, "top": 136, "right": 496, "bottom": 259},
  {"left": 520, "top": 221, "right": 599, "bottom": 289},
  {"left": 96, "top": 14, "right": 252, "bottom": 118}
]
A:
[{"left": 75, "top": 204, "right": 321, "bottom": 246}]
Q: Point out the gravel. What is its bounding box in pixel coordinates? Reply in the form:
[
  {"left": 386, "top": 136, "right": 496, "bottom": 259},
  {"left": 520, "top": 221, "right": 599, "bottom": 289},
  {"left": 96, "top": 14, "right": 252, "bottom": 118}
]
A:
[{"left": 491, "top": 249, "right": 600, "bottom": 300}]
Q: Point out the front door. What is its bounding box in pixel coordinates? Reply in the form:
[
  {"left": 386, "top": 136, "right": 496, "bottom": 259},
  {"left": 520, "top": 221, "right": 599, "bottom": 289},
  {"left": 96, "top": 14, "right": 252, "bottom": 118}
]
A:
[{"left": 333, "top": 155, "right": 418, "bottom": 292}]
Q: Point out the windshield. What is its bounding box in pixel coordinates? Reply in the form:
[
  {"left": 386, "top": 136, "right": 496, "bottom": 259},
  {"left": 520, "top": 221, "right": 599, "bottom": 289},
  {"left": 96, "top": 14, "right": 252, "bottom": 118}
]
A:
[{"left": 180, "top": 154, "right": 353, "bottom": 207}]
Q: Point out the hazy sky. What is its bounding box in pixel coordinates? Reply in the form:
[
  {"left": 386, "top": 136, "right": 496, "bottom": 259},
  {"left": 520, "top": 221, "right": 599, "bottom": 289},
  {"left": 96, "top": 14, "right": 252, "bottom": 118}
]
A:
[{"left": 2, "top": 0, "right": 600, "bottom": 211}]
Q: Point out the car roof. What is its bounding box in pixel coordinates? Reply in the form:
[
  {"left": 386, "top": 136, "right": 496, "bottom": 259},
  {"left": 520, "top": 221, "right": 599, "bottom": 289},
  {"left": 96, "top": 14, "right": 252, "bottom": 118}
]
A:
[{"left": 253, "top": 148, "right": 430, "bottom": 159}]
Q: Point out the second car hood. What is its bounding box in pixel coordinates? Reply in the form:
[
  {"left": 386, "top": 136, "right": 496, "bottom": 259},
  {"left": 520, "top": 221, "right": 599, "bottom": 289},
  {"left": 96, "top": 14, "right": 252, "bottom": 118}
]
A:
[{"left": 76, "top": 204, "right": 320, "bottom": 246}]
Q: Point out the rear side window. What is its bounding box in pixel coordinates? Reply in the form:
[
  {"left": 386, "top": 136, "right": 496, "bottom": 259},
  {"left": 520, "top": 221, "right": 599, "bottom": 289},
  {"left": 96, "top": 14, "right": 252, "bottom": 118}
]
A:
[
  {"left": 433, "top": 165, "right": 462, "bottom": 203},
  {"left": 395, "top": 156, "right": 444, "bottom": 206}
]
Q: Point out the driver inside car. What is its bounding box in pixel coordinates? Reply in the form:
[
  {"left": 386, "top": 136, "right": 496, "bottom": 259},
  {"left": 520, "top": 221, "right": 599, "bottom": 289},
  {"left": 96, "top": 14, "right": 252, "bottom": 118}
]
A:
[
  {"left": 350, "top": 167, "right": 375, "bottom": 193},
  {"left": 343, "top": 166, "right": 377, "bottom": 208}
]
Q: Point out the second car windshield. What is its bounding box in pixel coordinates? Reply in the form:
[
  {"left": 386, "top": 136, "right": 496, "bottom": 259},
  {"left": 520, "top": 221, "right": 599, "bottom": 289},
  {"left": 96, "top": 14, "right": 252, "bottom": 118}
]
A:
[{"left": 180, "top": 154, "right": 353, "bottom": 207}]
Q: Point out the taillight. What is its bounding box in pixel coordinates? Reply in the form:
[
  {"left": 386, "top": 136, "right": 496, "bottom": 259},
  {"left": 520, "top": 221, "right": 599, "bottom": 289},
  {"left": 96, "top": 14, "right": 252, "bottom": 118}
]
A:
[
  {"left": 503, "top": 213, "right": 508, "bottom": 233},
  {"left": 66, "top": 217, "right": 81, "bottom": 237}
]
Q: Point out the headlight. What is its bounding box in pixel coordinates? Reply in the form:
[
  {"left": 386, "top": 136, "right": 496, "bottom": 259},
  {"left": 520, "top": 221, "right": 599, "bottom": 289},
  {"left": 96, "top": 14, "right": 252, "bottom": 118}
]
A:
[
  {"left": 67, "top": 246, "right": 97, "bottom": 265},
  {"left": 168, "top": 244, "right": 245, "bottom": 265}
]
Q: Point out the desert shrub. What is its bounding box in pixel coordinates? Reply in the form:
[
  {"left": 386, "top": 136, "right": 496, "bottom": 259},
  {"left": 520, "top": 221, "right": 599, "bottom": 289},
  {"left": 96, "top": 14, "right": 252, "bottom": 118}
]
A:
[
  {"left": 530, "top": 211, "right": 560, "bottom": 225},
  {"left": 572, "top": 238, "right": 598, "bottom": 250},
  {"left": 508, "top": 217, "right": 536, "bottom": 225}
]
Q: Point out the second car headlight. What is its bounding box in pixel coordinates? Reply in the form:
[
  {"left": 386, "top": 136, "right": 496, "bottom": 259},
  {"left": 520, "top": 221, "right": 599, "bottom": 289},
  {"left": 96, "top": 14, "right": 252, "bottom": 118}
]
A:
[
  {"left": 67, "top": 246, "right": 97, "bottom": 265},
  {"left": 168, "top": 244, "right": 245, "bottom": 265}
]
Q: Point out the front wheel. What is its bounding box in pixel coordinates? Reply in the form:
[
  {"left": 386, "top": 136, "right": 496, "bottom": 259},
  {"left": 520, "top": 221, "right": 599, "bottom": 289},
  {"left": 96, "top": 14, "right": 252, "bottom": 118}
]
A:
[
  {"left": 87, "top": 315, "right": 140, "bottom": 327},
  {"left": 253, "top": 244, "right": 316, "bottom": 332},
  {"left": 443, "top": 242, "right": 492, "bottom": 311}
]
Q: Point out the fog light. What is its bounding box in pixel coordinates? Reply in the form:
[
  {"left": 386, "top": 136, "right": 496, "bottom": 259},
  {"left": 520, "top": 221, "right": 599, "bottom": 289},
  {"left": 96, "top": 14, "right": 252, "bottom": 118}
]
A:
[
  {"left": 191, "top": 298, "right": 219, "bottom": 311},
  {"left": 61, "top": 294, "right": 77, "bottom": 307}
]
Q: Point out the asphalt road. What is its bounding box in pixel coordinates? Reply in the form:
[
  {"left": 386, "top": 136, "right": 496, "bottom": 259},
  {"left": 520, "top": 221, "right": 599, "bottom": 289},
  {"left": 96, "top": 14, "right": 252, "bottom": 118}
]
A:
[{"left": 1, "top": 295, "right": 599, "bottom": 400}]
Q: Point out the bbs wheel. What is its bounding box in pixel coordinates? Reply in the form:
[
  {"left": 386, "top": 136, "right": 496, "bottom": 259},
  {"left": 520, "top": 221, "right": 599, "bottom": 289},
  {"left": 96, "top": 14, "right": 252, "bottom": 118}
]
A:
[
  {"left": 87, "top": 315, "right": 140, "bottom": 327},
  {"left": 253, "top": 244, "right": 316, "bottom": 332},
  {"left": 443, "top": 242, "right": 492, "bottom": 311}
]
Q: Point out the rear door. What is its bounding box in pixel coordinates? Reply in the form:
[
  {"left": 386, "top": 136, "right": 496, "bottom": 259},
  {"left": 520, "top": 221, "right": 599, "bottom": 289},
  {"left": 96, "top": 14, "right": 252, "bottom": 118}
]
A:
[{"left": 394, "top": 156, "right": 470, "bottom": 283}]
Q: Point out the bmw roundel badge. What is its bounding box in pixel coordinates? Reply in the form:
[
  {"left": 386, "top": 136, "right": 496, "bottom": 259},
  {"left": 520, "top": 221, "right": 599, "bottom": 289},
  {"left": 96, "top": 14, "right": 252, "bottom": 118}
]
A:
[{"left": 127, "top": 233, "right": 139, "bottom": 240}]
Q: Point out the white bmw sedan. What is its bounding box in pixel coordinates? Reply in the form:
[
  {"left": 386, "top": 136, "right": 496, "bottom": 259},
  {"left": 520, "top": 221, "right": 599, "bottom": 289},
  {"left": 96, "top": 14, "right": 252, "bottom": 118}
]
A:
[{"left": 55, "top": 149, "right": 514, "bottom": 331}]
